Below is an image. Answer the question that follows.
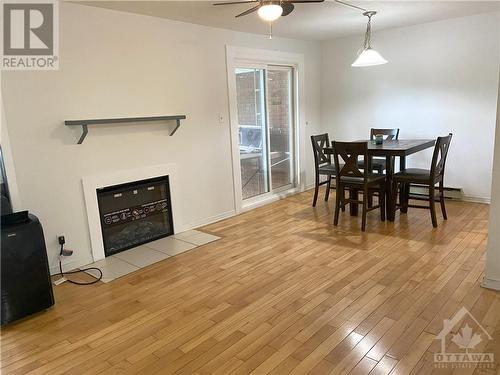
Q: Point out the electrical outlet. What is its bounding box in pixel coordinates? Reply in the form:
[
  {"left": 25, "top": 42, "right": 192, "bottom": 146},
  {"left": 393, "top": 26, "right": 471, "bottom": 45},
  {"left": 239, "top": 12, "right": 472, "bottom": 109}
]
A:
[{"left": 58, "top": 235, "right": 65, "bottom": 245}]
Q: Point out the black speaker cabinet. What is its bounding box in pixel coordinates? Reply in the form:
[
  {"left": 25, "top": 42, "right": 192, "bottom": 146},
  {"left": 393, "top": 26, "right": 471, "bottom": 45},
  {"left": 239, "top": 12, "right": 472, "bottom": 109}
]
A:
[{"left": 1, "top": 212, "right": 54, "bottom": 325}]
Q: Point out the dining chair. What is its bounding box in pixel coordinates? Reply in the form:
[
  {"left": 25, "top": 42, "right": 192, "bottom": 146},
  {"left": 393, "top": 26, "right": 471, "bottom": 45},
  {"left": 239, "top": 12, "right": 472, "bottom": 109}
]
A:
[
  {"left": 358, "top": 128, "right": 400, "bottom": 174},
  {"left": 392, "top": 133, "right": 453, "bottom": 228},
  {"left": 332, "top": 141, "right": 386, "bottom": 231},
  {"left": 311, "top": 134, "right": 336, "bottom": 207}
]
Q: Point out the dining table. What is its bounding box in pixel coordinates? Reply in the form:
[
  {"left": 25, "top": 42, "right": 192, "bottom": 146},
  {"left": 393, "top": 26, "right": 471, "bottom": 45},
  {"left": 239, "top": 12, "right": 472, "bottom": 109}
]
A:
[{"left": 324, "top": 139, "right": 436, "bottom": 221}]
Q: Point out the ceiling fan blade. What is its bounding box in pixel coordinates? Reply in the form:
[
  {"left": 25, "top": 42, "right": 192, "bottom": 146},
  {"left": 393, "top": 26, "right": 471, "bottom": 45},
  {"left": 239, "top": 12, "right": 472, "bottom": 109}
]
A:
[
  {"left": 213, "top": 1, "right": 258, "bottom": 5},
  {"left": 289, "top": 0, "right": 324, "bottom": 2},
  {"left": 281, "top": 2, "right": 294, "bottom": 16},
  {"left": 235, "top": 4, "right": 260, "bottom": 17}
]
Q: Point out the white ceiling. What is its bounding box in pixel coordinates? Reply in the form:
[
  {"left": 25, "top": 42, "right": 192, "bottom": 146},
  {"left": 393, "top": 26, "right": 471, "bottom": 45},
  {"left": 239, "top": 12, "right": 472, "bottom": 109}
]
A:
[{"left": 76, "top": 1, "right": 500, "bottom": 41}]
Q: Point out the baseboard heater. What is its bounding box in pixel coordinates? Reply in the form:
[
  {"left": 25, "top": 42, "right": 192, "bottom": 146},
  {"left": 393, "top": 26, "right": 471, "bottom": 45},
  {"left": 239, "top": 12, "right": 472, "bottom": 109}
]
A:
[{"left": 408, "top": 185, "right": 463, "bottom": 200}]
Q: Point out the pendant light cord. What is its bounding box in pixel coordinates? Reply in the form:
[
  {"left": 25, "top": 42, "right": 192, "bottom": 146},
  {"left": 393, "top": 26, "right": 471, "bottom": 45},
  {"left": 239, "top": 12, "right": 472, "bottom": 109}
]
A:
[
  {"left": 334, "top": 0, "right": 368, "bottom": 12},
  {"left": 363, "top": 12, "right": 372, "bottom": 49},
  {"left": 335, "top": 0, "right": 377, "bottom": 50}
]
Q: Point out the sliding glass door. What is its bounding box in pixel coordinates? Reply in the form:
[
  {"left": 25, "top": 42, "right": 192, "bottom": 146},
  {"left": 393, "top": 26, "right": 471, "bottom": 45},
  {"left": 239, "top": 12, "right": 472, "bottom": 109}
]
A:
[{"left": 235, "top": 65, "right": 295, "bottom": 201}]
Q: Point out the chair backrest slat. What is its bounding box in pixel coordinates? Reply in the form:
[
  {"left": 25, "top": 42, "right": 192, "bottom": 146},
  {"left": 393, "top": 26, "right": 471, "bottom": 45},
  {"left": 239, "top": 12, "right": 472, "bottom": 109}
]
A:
[
  {"left": 311, "top": 134, "right": 331, "bottom": 167},
  {"left": 333, "top": 141, "right": 368, "bottom": 180},
  {"left": 430, "top": 133, "right": 453, "bottom": 179},
  {"left": 370, "top": 128, "right": 400, "bottom": 141}
]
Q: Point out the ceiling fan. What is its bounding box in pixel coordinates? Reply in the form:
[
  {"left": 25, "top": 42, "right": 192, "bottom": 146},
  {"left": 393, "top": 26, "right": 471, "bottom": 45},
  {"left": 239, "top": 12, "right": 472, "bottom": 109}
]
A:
[{"left": 213, "top": 0, "right": 324, "bottom": 21}]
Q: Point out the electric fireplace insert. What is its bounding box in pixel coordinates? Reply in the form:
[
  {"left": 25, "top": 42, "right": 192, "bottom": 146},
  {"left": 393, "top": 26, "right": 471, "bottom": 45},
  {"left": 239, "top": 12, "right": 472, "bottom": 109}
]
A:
[{"left": 97, "top": 175, "right": 174, "bottom": 256}]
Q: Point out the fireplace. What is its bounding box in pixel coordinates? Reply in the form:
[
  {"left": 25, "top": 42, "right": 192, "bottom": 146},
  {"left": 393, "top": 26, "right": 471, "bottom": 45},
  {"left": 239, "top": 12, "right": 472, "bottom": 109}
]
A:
[{"left": 96, "top": 175, "right": 174, "bottom": 256}]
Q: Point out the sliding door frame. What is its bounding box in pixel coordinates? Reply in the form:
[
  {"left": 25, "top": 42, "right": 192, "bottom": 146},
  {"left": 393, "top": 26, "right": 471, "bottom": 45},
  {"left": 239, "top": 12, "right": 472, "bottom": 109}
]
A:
[
  {"left": 266, "top": 65, "right": 295, "bottom": 195},
  {"left": 226, "top": 45, "right": 306, "bottom": 214}
]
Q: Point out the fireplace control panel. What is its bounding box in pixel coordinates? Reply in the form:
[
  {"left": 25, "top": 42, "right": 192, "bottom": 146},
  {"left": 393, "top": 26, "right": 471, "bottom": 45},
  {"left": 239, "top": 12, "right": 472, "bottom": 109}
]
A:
[{"left": 102, "top": 199, "right": 169, "bottom": 226}]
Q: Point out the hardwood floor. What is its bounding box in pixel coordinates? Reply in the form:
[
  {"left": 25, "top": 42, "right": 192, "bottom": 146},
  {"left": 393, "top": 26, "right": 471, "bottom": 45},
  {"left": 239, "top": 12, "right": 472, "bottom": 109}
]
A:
[{"left": 1, "top": 191, "right": 499, "bottom": 374}]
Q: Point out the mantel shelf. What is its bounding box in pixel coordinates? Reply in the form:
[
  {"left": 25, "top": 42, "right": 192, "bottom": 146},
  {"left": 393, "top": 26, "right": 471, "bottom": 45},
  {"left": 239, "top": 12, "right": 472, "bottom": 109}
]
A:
[{"left": 65, "top": 115, "right": 187, "bottom": 144}]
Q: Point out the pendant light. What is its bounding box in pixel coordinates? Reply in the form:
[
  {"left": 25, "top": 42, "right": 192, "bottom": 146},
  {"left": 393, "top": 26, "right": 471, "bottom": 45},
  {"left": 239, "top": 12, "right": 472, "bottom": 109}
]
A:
[{"left": 351, "top": 11, "right": 387, "bottom": 67}]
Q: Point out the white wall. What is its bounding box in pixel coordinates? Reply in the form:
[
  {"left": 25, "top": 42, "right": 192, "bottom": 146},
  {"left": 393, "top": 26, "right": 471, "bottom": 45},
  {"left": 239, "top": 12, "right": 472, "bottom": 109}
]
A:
[
  {"left": 483, "top": 77, "right": 500, "bottom": 291},
  {"left": 321, "top": 12, "right": 500, "bottom": 201},
  {"left": 0, "top": 2, "right": 322, "bottom": 272}
]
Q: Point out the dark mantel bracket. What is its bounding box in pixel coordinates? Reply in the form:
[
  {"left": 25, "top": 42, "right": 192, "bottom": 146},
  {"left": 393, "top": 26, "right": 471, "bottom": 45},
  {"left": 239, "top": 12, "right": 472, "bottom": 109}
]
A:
[{"left": 65, "top": 115, "right": 187, "bottom": 144}]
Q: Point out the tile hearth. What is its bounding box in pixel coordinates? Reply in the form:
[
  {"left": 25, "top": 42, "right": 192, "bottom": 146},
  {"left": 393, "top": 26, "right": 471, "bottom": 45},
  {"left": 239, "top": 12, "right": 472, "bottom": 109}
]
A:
[{"left": 84, "top": 230, "right": 220, "bottom": 283}]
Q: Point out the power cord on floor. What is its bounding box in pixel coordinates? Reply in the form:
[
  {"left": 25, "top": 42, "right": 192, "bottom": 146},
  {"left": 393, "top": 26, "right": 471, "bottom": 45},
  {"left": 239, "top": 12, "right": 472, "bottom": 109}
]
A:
[{"left": 58, "top": 243, "right": 103, "bottom": 285}]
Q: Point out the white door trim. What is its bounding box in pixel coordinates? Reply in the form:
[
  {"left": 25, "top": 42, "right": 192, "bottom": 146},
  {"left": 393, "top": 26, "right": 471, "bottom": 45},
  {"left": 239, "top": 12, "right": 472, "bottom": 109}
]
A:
[{"left": 225, "top": 45, "right": 306, "bottom": 214}]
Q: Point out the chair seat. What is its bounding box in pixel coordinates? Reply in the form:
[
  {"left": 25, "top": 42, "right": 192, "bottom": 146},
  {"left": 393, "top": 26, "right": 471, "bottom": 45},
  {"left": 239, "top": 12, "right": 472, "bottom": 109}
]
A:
[
  {"left": 357, "top": 158, "right": 386, "bottom": 172},
  {"left": 339, "top": 174, "right": 385, "bottom": 185},
  {"left": 318, "top": 163, "right": 336, "bottom": 175},
  {"left": 393, "top": 168, "right": 437, "bottom": 183}
]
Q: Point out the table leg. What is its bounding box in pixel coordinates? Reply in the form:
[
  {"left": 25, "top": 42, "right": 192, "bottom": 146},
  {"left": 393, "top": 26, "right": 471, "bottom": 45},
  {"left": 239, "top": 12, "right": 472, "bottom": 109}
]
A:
[
  {"left": 400, "top": 155, "right": 406, "bottom": 172},
  {"left": 349, "top": 188, "right": 359, "bottom": 216},
  {"left": 386, "top": 155, "right": 395, "bottom": 221},
  {"left": 367, "top": 156, "right": 374, "bottom": 208},
  {"left": 399, "top": 156, "right": 408, "bottom": 214}
]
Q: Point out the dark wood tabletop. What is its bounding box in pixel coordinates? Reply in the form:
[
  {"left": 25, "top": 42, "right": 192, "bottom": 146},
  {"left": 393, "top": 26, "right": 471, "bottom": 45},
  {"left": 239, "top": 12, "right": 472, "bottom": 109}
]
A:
[{"left": 324, "top": 139, "right": 436, "bottom": 157}]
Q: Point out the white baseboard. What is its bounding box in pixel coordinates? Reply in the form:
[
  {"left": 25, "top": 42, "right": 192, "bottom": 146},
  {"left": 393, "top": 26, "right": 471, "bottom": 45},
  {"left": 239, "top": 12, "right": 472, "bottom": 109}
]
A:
[
  {"left": 481, "top": 277, "right": 500, "bottom": 291},
  {"left": 182, "top": 209, "right": 237, "bottom": 231},
  {"left": 462, "top": 196, "right": 491, "bottom": 204},
  {"left": 305, "top": 183, "right": 316, "bottom": 191},
  {"left": 242, "top": 186, "right": 306, "bottom": 212}
]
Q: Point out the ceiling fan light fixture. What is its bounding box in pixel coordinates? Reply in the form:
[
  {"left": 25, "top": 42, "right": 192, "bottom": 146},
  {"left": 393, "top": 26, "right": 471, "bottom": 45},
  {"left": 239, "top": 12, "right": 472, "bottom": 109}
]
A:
[
  {"left": 351, "top": 48, "right": 387, "bottom": 67},
  {"left": 258, "top": 4, "right": 283, "bottom": 21}
]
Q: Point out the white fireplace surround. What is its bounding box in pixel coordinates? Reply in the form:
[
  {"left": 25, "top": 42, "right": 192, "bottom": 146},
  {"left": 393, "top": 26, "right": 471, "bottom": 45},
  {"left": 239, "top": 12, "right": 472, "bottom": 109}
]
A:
[{"left": 82, "top": 164, "right": 183, "bottom": 262}]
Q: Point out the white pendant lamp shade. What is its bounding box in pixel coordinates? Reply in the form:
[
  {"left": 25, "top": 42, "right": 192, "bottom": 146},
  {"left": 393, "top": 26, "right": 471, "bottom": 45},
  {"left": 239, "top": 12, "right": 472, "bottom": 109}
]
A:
[
  {"left": 351, "top": 48, "right": 387, "bottom": 67},
  {"left": 258, "top": 4, "right": 283, "bottom": 21},
  {"left": 352, "top": 11, "right": 387, "bottom": 67}
]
